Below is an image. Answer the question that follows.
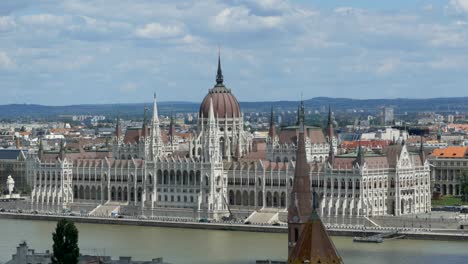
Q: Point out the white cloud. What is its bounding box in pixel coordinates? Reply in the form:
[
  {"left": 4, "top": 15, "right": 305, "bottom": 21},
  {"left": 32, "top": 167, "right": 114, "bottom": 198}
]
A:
[
  {"left": 375, "top": 59, "right": 399, "bottom": 75},
  {"left": 135, "top": 22, "right": 183, "bottom": 39},
  {"left": 429, "top": 28, "right": 466, "bottom": 47},
  {"left": 213, "top": 6, "right": 282, "bottom": 32},
  {"left": 19, "top": 14, "right": 68, "bottom": 26},
  {"left": 120, "top": 83, "right": 137, "bottom": 93},
  {"left": 429, "top": 57, "right": 466, "bottom": 69},
  {"left": 0, "top": 16, "right": 16, "bottom": 31},
  {"left": 64, "top": 55, "right": 94, "bottom": 70},
  {"left": 0, "top": 52, "right": 16, "bottom": 69},
  {"left": 423, "top": 4, "right": 434, "bottom": 11},
  {"left": 449, "top": 0, "right": 468, "bottom": 13}
]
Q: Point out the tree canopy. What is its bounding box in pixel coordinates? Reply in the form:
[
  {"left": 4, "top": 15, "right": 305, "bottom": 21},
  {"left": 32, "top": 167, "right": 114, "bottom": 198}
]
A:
[{"left": 52, "top": 219, "right": 80, "bottom": 264}]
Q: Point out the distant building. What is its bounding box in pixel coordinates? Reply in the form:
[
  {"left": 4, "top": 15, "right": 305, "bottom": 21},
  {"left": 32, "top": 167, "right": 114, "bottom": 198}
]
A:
[
  {"left": 381, "top": 107, "right": 394, "bottom": 126},
  {"left": 428, "top": 146, "right": 468, "bottom": 196},
  {"left": 447, "top": 114, "right": 455, "bottom": 124},
  {"left": 0, "top": 149, "right": 28, "bottom": 193},
  {"left": 5, "top": 242, "right": 169, "bottom": 264},
  {"left": 321, "top": 142, "right": 431, "bottom": 216}
]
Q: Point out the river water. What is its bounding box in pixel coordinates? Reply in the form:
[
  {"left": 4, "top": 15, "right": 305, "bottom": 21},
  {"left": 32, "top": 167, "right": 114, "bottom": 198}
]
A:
[{"left": 0, "top": 218, "right": 467, "bottom": 264}]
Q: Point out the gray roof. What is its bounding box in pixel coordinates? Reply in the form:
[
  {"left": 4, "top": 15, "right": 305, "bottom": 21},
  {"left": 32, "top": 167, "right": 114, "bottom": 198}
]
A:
[{"left": 0, "top": 149, "right": 23, "bottom": 160}]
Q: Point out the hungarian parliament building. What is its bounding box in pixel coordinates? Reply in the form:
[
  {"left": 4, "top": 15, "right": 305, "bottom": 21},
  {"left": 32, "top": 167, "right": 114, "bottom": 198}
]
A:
[{"left": 24, "top": 57, "right": 431, "bottom": 220}]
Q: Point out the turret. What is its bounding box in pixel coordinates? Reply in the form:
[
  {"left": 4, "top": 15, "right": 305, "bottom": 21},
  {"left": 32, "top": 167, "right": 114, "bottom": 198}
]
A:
[
  {"left": 216, "top": 50, "right": 224, "bottom": 86},
  {"left": 355, "top": 142, "right": 365, "bottom": 167},
  {"left": 38, "top": 138, "right": 44, "bottom": 160},
  {"left": 268, "top": 106, "right": 277, "bottom": 140},
  {"left": 115, "top": 116, "right": 122, "bottom": 142},
  {"left": 151, "top": 93, "right": 163, "bottom": 159},
  {"left": 142, "top": 106, "right": 148, "bottom": 138},
  {"left": 419, "top": 136, "right": 426, "bottom": 164},
  {"left": 59, "top": 139, "right": 65, "bottom": 160},
  {"left": 328, "top": 138, "right": 335, "bottom": 165}
]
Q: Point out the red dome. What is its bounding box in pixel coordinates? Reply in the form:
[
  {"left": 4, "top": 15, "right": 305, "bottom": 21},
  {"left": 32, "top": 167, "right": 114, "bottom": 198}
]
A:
[{"left": 199, "top": 86, "right": 241, "bottom": 118}]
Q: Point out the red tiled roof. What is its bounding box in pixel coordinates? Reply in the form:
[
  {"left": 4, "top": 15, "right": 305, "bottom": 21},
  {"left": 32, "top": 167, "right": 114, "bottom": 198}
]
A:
[
  {"left": 431, "top": 146, "right": 468, "bottom": 158},
  {"left": 278, "top": 126, "right": 326, "bottom": 145}
]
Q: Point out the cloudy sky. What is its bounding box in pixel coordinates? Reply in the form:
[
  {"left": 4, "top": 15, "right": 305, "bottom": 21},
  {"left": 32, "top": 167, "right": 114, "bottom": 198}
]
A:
[{"left": 1, "top": 0, "right": 468, "bottom": 105}]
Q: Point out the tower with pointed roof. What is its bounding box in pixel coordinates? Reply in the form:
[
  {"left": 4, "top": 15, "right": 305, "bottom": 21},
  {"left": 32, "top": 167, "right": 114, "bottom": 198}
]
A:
[
  {"left": 287, "top": 107, "right": 311, "bottom": 256},
  {"left": 355, "top": 142, "right": 365, "bottom": 167},
  {"left": 326, "top": 105, "right": 338, "bottom": 155},
  {"left": 150, "top": 93, "right": 163, "bottom": 160},
  {"left": 288, "top": 106, "right": 343, "bottom": 263},
  {"left": 115, "top": 116, "right": 123, "bottom": 144},
  {"left": 419, "top": 136, "right": 426, "bottom": 164},
  {"left": 268, "top": 106, "right": 277, "bottom": 143},
  {"left": 195, "top": 53, "right": 252, "bottom": 161}
]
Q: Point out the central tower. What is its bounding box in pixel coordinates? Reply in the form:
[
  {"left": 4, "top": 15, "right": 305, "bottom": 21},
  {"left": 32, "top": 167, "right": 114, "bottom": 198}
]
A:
[{"left": 197, "top": 54, "right": 251, "bottom": 161}]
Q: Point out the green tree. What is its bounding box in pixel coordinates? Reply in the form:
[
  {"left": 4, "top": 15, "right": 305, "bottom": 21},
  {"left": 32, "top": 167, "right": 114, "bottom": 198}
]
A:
[
  {"left": 52, "top": 219, "right": 80, "bottom": 264},
  {"left": 460, "top": 170, "right": 468, "bottom": 202}
]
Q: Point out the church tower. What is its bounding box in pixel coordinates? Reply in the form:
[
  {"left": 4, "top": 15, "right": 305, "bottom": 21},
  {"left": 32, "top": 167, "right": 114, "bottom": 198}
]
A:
[
  {"left": 288, "top": 106, "right": 343, "bottom": 264},
  {"left": 288, "top": 107, "right": 312, "bottom": 256}
]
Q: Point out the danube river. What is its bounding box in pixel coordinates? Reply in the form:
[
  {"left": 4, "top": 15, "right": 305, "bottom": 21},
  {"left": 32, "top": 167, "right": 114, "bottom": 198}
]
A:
[{"left": 0, "top": 218, "right": 467, "bottom": 264}]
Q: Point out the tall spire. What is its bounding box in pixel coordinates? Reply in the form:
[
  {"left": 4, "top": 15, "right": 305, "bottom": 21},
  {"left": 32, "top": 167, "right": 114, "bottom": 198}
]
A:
[
  {"left": 355, "top": 141, "right": 365, "bottom": 166},
  {"left": 169, "top": 112, "right": 176, "bottom": 145},
  {"left": 327, "top": 105, "right": 334, "bottom": 140},
  {"left": 288, "top": 116, "right": 311, "bottom": 256},
  {"left": 298, "top": 100, "right": 305, "bottom": 132},
  {"left": 208, "top": 97, "right": 215, "bottom": 124},
  {"left": 38, "top": 138, "right": 44, "bottom": 160},
  {"left": 268, "top": 106, "right": 276, "bottom": 140},
  {"left": 152, "top": 92, "right": 159, "bottom": 124},
  {"left": 419, "top": 135, "right": 426, "bottom": 163},
  {"left": 59, "top": 139, "right": 65, "bottom": 160},
  {"left": 151, "top": 92, "right": 163, "bottom": 159},
  {"left": 216, "top": 50, "right": 224, "bottom": 86},
  {"left": 328, "top": 138, "right": 335, "bottom": 165},
  {"left": 115, "top": 116, "right": 122, "bottom": 141},
  {"left": 142, "top": 106, "right": 148, "bottom": 138},
  {"left": 288, "top": 105, "right": 343, "bottom": 263}
]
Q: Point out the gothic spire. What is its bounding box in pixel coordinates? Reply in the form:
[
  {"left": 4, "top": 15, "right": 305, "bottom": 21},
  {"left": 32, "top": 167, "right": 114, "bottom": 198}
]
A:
[
  {"left": 151, "top": 92, "right": 163, "bottom": 160},
  {"left": 328, "top": 138, "right": 335, "bottom": 165},
  {"left": 152, "top": 92, "right": 160, "bottom": 125},
  {"left": 268, "top": 106, "right": 276, "bottom": 139},
  {"left": 115, "top": 116, "right": 122, "bottom": 140},
  {"left": 288, "top": 110, "right": 311, "bottom": 257},
  {"left": 59, "top": 139, "right": 65, "bottom": 160},
  {"left": 208, "top": 97, "right": 216, "bottom": 124},
  {"left": 142, "top": 106, "right": 148, "bottom": 137},
  {"left": 216, "top": 51, "right": 224, "bottom": 85},
  {"left": 327, "top": 105, "right": 334, "bottom": 140},
  {"left": 299, "top": 100, "right": 305, "bottom": 131},
  {"left": 355, "top": 141, "right": 365, "bottom": 166},
  {"left": 38, "top": 138, "right": 44, "bottom": 160},
  {"left": 419, "top": 135, "right": 426, "bottom": 163}
]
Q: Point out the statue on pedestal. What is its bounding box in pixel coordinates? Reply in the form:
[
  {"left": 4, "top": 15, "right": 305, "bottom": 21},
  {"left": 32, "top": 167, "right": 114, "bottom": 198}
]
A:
[{"left": 6, "top": 175, "right": 14, "bottom": 196}]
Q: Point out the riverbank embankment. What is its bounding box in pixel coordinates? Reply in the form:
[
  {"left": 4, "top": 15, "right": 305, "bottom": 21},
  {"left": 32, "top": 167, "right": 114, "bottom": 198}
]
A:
[{"left": 1, "top": 212, "right": 468, "bottom": 242}]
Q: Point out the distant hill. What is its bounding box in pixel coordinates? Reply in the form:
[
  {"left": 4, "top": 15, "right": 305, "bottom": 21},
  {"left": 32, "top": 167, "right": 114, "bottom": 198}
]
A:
[{"left": 1, "top": 97, "right": 467, "bottom": 119}]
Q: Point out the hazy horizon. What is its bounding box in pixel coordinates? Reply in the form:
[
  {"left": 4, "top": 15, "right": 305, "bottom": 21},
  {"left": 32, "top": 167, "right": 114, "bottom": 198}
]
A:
[
  {"left": 1, "top": 1, "right": 468, "bottom": 104},
  {"left": 2, "top": 95, "right": 468, "bottom": 107}
]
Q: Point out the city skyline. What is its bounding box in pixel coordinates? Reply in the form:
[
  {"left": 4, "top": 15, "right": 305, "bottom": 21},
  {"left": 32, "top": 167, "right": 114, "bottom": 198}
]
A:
[{"left": 1, "top": 0, "right": 468, "bottom": 105}]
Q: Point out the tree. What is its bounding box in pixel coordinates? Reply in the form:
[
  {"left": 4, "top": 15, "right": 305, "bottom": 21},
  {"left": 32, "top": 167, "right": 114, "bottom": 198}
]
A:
[
  {"left": 52, "top": 219, "right": 80, "bottom": 264},
  {"left": 460, "top": 170, "right": 468, "bottom": 202}
]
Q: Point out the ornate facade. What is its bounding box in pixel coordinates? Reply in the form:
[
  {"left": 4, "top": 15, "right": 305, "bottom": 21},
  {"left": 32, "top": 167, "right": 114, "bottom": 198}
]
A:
[
  {"left": 266, "top": 104, "right": 335, "bottom": 164},
  {"left": 25, "top": 56, "right": 431, "bottom": 220}
]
